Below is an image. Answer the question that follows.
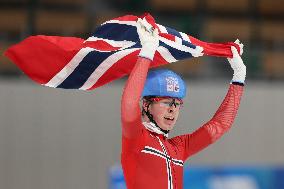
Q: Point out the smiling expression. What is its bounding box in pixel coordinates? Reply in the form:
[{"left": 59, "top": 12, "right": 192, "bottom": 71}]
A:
[{"left": 143, "top": 97, "right": 182, "bottom": 131}]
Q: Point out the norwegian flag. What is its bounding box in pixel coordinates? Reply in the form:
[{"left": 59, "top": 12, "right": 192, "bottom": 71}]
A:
[{"left": 4, "top": 13, "right": 240, "bottom": 90}]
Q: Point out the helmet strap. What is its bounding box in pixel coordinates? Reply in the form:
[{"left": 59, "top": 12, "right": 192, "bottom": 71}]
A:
[{"left": 144, "top": 103, "right": 169, "bottom": 135}]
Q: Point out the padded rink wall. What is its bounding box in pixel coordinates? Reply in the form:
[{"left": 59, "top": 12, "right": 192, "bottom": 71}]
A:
[
  {"left": 109, "top": 165, "right": 284, "bottom": 189},
  {"left": 0, "top": 79, "right": 283, "bottom": 189}
]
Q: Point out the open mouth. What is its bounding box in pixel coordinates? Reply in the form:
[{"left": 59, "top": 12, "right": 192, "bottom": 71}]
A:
[{"left": 164, "top": 117, "right": 174, "bottom": 121}]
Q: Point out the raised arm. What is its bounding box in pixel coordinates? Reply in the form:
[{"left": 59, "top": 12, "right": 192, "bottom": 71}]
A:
[
  {"left": 121, "top": 19, "right": 159, "bottom": 138},
  {"left": 172, "top": 83, "right": 244, "bottom": 160},
  {"left": 170, "top": 40, "right": 246, "bottom": 160}
]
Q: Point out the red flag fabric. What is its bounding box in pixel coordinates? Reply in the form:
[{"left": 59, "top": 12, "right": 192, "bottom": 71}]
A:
[{"left": 4, "top": 13, "right": 240, "bottom": 90}]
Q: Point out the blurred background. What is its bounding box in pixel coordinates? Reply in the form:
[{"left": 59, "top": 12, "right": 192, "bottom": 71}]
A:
[{"left": 0, "top": 0, "right": 283, "bottom": 189}]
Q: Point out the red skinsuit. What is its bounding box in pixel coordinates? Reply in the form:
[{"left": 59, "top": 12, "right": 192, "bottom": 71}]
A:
[{"left": 121, "top": 57, "right": 244, "bottom": 189}]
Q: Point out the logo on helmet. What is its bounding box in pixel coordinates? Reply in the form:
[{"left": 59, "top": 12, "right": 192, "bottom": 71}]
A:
[{"left": 166, "top": 77, "right": 180, "bottom": 93}]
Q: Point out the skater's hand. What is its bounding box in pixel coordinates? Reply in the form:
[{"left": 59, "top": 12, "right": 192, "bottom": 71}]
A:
[
  {"left": 227, "top": 39, "right": 246, "bottom": 83},
  {"left": 137, "top": 18, "right": 159, "bottom": 60}
]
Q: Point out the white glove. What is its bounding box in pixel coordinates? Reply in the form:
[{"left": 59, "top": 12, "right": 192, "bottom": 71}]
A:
[
  {"left": 136, "top": 18, "right": 159, "bottom": 60},
  {"left": 227, "top": 39, "right": 246, "bottom": 84}
]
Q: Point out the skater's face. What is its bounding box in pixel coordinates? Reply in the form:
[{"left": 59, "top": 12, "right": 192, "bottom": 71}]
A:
[{"left": 144, "top": 97, "right": 182, "bottom": 131}]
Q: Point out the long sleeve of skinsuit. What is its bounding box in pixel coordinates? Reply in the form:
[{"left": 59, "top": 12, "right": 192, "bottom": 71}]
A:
[
  {"left": 169, "top": 83, "right": 244, "bottom": 161},
  {"left": 121, "top": 56, "right": 151, "bottom": 139}
]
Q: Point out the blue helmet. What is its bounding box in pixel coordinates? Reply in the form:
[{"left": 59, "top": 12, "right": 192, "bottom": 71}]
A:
[{"left": 142, "top": 69, "right": 186, "bottom": 99}]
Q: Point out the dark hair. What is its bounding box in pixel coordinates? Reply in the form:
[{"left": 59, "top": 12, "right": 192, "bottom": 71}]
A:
[{"left": 141, "top": 96, "right": 156, "bottom": 116}]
